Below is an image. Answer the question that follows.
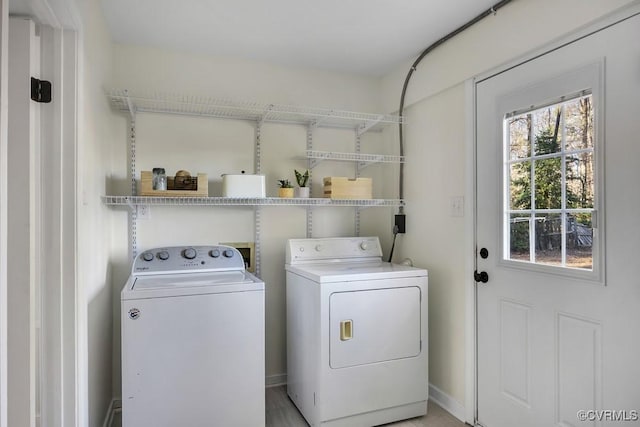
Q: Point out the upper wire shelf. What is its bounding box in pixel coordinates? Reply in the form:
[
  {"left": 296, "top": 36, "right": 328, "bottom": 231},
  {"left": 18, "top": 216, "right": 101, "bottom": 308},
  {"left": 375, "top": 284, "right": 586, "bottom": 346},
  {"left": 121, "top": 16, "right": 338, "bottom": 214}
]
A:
[
  {"left": 107, "top": 89, "right": 403, "bottom": 132},
  {"left": 102, "top": 195, "right": 404, "bottom": 208},
  {"left": 306, "top": 150, "right": 405, "bottom": 165}
]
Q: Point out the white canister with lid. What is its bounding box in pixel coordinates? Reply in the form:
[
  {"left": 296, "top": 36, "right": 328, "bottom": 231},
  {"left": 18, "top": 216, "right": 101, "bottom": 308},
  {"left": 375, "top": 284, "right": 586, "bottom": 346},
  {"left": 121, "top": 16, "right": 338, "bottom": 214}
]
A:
[{"left": 222, "top": 172, "right": 265, "bottom": 197}]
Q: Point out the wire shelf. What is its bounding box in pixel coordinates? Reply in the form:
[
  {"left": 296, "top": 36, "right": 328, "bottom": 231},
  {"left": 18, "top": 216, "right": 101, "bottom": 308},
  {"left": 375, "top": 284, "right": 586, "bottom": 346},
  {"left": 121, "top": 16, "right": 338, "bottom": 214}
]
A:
[
  {"left": 107, "top": 89, "right": 403, "bottom": 132},
  {"left": 102, "top": 195, "right": 404, "bottom": 208},
  {"left": 306, "top": 150, "right": 405, "bottom": 164}
]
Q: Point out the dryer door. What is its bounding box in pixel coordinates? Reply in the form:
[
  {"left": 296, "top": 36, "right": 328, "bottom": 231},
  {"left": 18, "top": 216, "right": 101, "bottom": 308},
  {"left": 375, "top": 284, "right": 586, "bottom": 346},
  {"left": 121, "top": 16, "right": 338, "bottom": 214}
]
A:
[{"left": 329, "top": 286, "right": 421, "bottom": 369}]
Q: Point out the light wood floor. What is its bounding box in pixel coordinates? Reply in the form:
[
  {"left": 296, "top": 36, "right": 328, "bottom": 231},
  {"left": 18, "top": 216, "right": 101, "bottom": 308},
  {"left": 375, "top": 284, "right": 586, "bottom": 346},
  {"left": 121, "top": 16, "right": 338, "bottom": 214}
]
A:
[
  {"left": 266, "top": 385, "right": 468, "bottom": 427},
  {"left": 112, "top": 385, "right": 468, "bottom": 426}
]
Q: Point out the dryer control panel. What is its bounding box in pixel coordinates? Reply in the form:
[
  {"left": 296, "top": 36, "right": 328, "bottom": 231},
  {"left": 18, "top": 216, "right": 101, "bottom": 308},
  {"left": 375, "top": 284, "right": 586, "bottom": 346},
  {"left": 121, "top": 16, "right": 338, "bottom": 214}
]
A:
[
  {"left": 286, "top": 237, "right": 382, "bottom": 264},
  {"left": 132, "top": 245, "right": 245, "bottom": 275}
]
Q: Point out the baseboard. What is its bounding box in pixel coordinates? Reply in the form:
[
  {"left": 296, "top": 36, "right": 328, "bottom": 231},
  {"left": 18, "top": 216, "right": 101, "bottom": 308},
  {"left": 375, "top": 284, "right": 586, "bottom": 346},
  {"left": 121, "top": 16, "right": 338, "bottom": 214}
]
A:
[
  {"left": 428, "top": 383, "right": 466, "bottom": 422},
  {"left": 103, "top": 398, "right": 122, "bottom": 427},
  {"left": 265, "top": 373, "right": 287, "bottom": 387}
]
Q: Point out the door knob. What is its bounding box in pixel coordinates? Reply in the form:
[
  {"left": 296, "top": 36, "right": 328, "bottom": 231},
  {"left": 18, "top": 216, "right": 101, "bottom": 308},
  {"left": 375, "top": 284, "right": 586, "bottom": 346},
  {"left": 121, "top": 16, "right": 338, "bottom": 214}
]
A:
[{"left": 474, "top": 270, "right": 489, "bottom": 283}]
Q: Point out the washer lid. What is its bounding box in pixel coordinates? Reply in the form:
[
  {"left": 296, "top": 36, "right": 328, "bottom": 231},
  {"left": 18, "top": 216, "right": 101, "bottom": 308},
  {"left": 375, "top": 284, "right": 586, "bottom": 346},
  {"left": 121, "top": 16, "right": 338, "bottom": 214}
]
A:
[
  {"left": 122, "top": 270, "right": 264, "bottom": 300},
  {"left": 285, "top": 260, "right": 427, "bottom": 283},
  {"left": 132, "top": 271, "right": 254, "bottom": 291}
]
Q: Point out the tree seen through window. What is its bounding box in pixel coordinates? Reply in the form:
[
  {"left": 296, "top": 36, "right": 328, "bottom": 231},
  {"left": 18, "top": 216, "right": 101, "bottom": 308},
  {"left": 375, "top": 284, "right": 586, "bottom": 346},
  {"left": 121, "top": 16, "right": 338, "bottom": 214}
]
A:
[{"left": 506, "top": 94, "right": 594, "bottom": 269}]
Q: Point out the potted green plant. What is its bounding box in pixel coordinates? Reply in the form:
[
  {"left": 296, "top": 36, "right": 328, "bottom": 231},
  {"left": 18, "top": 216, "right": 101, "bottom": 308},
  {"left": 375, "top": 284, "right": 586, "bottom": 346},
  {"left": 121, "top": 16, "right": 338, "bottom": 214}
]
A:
[
  {"left": 278, "top": 179, "right": 294, "bottom": 198},
  {"left": 294, "top": 169, "right": 310, "bottom": 198}
]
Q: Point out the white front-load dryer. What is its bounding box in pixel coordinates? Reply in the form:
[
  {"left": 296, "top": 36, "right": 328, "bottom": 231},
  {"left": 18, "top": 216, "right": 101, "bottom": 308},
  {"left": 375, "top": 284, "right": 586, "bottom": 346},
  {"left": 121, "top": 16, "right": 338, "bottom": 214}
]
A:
[
  {"left": 285, "top": 237, "right": 428, "bottom": 427},
  {"left": 121, "top": 245, "right": 265, "bottom": 427}
]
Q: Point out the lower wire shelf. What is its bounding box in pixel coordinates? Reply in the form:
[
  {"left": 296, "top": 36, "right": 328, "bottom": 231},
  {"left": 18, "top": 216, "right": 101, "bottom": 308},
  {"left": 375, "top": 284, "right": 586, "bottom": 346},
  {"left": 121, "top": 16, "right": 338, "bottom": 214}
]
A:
[{"left": 102, "top": 195, "right": 404, "bottom": 208}]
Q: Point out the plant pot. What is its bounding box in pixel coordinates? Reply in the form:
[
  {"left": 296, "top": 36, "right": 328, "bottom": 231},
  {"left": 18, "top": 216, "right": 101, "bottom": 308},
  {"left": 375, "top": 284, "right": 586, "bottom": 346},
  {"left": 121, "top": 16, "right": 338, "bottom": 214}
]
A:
[
  {"left": 294, "top": 187, "right": 310, "bottom": 198},
  {"left": 278, "top": 188, "right": 294, "bottom": 198}
]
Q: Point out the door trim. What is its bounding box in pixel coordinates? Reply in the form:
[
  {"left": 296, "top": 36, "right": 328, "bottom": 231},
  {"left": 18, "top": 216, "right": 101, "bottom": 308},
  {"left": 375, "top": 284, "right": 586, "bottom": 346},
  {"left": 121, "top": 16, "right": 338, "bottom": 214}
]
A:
[
  {"left": 466, "top": 1, "right": 640, "bottom": 424},
  {"left": 12, "top": 0, "right": 81, "bottom": 425},
  {"left": 0, "top": 1, "right": 8, "bottom": 426}
]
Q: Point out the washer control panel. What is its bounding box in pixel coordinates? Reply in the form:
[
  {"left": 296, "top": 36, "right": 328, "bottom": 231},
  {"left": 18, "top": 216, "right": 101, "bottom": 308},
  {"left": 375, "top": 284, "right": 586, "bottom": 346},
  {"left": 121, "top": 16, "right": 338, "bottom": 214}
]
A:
[
  {"left": 286, "top": 237, "right": 382, "bottom": 264},
  {"left": 132, "top": 245, "right": 245, "bottom": 275}
]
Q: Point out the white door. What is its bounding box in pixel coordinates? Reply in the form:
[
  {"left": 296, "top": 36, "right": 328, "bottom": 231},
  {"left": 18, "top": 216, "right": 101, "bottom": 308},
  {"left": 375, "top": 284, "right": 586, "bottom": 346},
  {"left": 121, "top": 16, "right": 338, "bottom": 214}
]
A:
[{"left": 476, "top": 10, "right": 640, "bottom": 427}]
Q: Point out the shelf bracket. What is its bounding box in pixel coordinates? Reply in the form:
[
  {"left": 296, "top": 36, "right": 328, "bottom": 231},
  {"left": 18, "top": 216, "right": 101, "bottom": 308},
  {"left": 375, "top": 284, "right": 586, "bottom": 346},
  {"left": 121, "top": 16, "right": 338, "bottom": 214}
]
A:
[
  {"left": 124, "top": 89, "right": 136, "bottom": 121},
  {"left": 313, "top": 111, "right": 334, "bottom": 128},
  {"left": 259, "top": 104, "right": 274, "bottom": 126},
  {"left": 357, "top": 115, "right": 384, "bottom": 136},
  {"left": 125, "top": 197, "right": 135, "bottom": 211},
  {"left": 357, "top": 154, "right": 385, "bottom": 171}
]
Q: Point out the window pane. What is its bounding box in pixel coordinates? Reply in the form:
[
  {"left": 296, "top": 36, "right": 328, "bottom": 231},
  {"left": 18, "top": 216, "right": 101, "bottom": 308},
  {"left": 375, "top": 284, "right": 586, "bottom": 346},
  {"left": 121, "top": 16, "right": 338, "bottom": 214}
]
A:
[
  {"left": 502, "top": 91, "right": 596, "bottom": 274},
  {"left": 509, "top": 214, "right": 530, "bottom": 262},
  {"left": 534, "top": 213, "right": 562, "bottom": 266},
  {"left": 566, "top": 153, "right": 594, "bottom": 209},
  {"left": 566, "top": 213, "right": 593, "bottom": 270},
  {"left": 565, "top": 96, "right": 594, "bottom": 151},
  {"left": 534, "top": 158, "right": 562, "bottom": 209},
  {"left": 533, "top": 106, "right": 562, "bottom": 155},
  {"left": 510, "top": 161, "right": 531, "bottom": 209},
  {"left": 508, "top": 115, "right": 531, "bottom": 160}
]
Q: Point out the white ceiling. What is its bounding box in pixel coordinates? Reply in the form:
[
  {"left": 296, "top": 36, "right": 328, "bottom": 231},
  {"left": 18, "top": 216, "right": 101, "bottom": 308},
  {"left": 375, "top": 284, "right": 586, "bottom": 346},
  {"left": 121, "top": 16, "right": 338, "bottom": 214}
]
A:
[{"left": 99, "top": 0, "right": 500, "bottom": 77}]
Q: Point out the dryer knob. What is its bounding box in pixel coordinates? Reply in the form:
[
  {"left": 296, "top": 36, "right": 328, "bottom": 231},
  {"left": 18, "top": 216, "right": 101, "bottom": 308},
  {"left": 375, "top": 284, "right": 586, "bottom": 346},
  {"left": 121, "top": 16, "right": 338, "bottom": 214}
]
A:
[
  {"left": 142, "top": 252, "right": 154, "bottom": 262},
  {"left": 315, "top": 245, "right": 323, "bottom": 252},
  {"left": 157, "top": 251, "right": 170, "bottom": 261},
  {"left": 360, "top": 242, "right": 368, "bottom": 250},
  {"left": 210, "top": 249, "right": 220, "bottom": 258},
  {"left": 183, "top": 248, "right": 197, "bottom": 259},
  {"left": 223, "top": 249, "right": 234, "bottom": 258}
]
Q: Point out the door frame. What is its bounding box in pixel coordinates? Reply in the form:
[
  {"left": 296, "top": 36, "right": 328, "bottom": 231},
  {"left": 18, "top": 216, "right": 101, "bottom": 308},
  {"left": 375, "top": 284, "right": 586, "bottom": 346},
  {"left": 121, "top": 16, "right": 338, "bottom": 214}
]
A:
[
  {"left": 2, "top": 1, "right": 80, "bottom": 426},
  {"left": 465, "top": 1, "right": 640, "bottom": 424},
  {"left": 0, "top": 1, "right": 8, "bottom": 426}
]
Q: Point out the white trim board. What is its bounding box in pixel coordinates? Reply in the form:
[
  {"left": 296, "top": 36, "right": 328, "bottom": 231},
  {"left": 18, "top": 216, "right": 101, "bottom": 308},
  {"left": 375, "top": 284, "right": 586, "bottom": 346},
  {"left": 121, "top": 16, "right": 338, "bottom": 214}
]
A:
[
  {"left": 429, "top": 383, "right": 466, "bottom": 423},
  {"left": 0, "top": 0, "right": 8, "bottom": 426},
  {"left": 265, "top": 373, "right": 287, "bottom": 388}
]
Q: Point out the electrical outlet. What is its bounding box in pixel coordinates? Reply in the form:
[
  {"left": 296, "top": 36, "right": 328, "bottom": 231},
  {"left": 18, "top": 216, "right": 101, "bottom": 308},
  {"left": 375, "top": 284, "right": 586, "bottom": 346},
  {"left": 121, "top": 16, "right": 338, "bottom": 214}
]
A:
[
  {"left": 137, "top": 205, "right": 150, "bottom": 220},
  {"left": 450, "top": 196, "right": 464, "bottom": 217}
]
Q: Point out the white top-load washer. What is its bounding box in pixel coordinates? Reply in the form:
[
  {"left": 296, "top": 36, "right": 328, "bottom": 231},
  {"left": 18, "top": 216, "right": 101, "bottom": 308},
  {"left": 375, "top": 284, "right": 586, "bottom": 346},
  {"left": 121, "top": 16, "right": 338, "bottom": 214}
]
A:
[
  {"left": 121, "top": 245, "right": 265, "bottom": 427},
  {"left": 285, "top": 237, "right": 428, "bottom": 427}
]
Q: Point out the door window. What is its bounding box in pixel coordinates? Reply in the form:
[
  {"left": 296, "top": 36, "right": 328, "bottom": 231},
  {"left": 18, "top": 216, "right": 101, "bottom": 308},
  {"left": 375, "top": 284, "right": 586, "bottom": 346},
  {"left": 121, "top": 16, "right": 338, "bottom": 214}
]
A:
[{"left": 505, "top": 92, "right": 597, "bottom": 272}]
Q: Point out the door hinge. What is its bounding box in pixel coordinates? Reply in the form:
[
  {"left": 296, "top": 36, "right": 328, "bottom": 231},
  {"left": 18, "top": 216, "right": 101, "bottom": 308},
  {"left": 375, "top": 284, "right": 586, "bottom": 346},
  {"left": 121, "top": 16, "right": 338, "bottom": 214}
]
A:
[{"left": 31, "top": 77, "right": 52, "bottom": 103}]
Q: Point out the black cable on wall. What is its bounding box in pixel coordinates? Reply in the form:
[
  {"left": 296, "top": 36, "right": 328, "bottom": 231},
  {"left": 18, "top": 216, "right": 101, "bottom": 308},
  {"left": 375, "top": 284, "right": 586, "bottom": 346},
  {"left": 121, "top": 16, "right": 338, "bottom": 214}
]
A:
[
  {"left": 397, "top": 0, "right": 513, "bottom": 204},
  {"left": 388, "top": 0, "right": 513, "bottom": 263}
]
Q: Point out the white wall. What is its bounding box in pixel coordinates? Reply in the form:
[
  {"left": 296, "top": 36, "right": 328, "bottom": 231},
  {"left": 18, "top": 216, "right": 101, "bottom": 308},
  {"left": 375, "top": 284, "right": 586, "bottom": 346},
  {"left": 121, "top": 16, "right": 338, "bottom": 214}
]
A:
[
  {"left": 74, "top": 0, "right": 120, "bottom": 425},
  {"left": 108, "top": 45, "right": 394, "bottom": 396},
  {"left": 380, "top": 0, "right": 637, "bottom": 410},
  {"left": 80, "top": 0, "right": 639, "bottom": 422}
]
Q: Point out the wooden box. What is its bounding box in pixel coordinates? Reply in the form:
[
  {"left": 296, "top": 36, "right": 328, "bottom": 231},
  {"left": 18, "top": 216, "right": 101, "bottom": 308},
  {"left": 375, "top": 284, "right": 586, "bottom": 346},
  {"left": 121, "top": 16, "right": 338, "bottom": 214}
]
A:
[
  {"left": 140, "top": 170, "right": 208, "bottom": 197},
  {"left": 323, "top": 177, "right": 372, "bottom": 199}
]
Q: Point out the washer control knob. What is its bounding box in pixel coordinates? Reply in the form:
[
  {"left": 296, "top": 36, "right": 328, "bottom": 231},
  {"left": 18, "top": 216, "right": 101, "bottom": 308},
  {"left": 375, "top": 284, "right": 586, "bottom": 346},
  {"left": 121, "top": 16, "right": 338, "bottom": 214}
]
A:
[
  {"left": 315, "top": 245, "right": 323, "bottom": 252},
  {"left": 183, "top": 248, "right": 197, "bottom": 259},
  {"left": 157, "top": 251, "right": 170, "bottom": 261},
  {"left": 210, "top": 249, "right": 220, "bottom": 258},
  {"left": 223, "top": 249, "right": 234, "bottom": 258},
  {"left": 142, "top": 252, "right": 154, "bottom": 262},
  {"left": 360, "top": 241, "right": 368, "bottom": 250}
]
